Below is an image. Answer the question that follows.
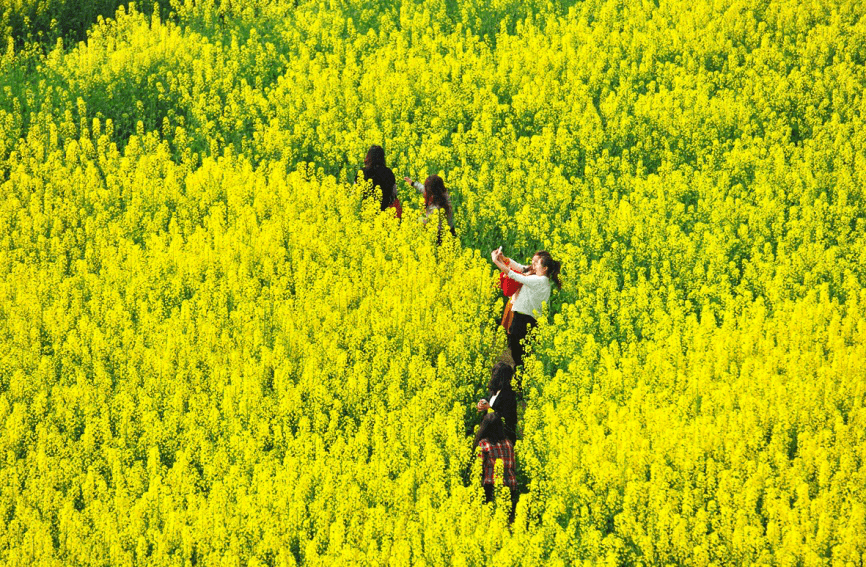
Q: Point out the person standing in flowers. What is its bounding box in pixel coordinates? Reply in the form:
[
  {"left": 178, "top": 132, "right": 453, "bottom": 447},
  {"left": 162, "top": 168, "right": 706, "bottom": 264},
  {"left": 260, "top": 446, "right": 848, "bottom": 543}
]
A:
[
  {"left": 476, "top": 362, "right": 519, "bottom": 443},
  {"left": 474, "top": 412, "right": 518, "bottom": 521},
  {"left": 491, "top": 248, "right": 562, "bottom": 368},
  {"left": 403, "top": 174, "right": 455, "bottom": 244},
  {"left": 357, "top": 145, "right": 401, "bottom": 218}
]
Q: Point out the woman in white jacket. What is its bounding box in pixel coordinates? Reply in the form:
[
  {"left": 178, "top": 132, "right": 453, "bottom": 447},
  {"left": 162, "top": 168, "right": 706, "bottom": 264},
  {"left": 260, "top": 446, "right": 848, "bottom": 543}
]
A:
[{"left": 491, "top": 248, "right": 562, "bottom": 367}]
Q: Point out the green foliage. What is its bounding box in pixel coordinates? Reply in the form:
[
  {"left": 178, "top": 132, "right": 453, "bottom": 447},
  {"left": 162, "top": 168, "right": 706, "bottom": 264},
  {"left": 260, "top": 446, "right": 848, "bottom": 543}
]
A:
[{"left": 1, "top": 0, "right": 172, "bottom": 46}]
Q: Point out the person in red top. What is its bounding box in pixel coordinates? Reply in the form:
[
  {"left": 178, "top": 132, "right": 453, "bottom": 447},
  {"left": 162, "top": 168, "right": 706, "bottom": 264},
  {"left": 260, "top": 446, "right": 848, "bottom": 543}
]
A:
[{"left": 474, "top": 412, "right": 518, "bottom": 520}]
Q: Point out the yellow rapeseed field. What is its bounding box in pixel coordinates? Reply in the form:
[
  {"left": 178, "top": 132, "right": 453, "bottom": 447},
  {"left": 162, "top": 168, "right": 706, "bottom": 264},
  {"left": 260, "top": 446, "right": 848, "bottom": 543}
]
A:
[{"left": 1, "top": 0, "right": 864, "bottom": 564}]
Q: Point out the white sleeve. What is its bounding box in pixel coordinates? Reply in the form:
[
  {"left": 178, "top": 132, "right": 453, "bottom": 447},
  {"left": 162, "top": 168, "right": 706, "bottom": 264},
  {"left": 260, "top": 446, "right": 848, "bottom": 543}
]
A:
[
  {"left": 507, "top": 259, "right": 527, "bottom": 272},
  {"left": 507, "top": 271, "right": 545, "bottom": 286},
  {"left": 412, "top": 181, "right": 424, "bottom": 194}
]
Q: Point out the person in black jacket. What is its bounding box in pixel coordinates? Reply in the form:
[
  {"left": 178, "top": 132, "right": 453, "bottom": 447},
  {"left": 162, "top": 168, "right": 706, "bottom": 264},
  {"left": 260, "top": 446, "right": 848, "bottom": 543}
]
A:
[
  {"left": 357, "top": 145, "right": 400, "bottom": 216},
  {"left": 476, "top": 362, "right": 518, "bottom": 444}
]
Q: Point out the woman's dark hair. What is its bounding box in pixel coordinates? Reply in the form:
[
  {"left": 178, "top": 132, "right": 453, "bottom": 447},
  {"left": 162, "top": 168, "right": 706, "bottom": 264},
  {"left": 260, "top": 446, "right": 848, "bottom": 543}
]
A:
[
  {"left": 488, "top": 362, "right": 514, "bottom": 394},
  {"left": 423, "top": 175, "right": 451, "bottom": 215},
  {"left": 474, "top": 412, "right": 506, "bottom": 448},
  {"left": 535, "top": 250, "right": 562, "bottom": 289},
  {"left": 364, "top": 145, "right": 386, "bottom": 169}
]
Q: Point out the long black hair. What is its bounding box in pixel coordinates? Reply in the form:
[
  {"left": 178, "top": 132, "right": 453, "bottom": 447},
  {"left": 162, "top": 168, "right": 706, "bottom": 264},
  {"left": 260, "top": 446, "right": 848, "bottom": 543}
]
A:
[
  {"left": 423, "top": 175, "right": 451, "bottom": 215},
  {"left": 488, "top": 362, "right": 514, "bottom": 395},
  {"left": 364, "top": 145, "right": 386, "bottom": 170},
  {"left": 474, "top": 412, "right": 506, "bottom": 448},
  {"left": 535, "top": 250, "right": 562, "bottom": 290}
]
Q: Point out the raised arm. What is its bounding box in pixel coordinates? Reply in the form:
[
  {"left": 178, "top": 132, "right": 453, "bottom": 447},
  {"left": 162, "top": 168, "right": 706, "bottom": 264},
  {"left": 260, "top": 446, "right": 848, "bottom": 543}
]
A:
[
  {"left": 404, "top": 177, "right": 424, "bottom": 194},
  {"left": 506, "top": 258, "right": 527, "bottom": 272},
  {"left": 492, "top": 248, "right": 528, "bottom": 273},
  {"left": 506, "top": 270, "right": 547, "bottom": 285},
  {"left": 491, "top": 249, "right": 511, "bottom": 273}
]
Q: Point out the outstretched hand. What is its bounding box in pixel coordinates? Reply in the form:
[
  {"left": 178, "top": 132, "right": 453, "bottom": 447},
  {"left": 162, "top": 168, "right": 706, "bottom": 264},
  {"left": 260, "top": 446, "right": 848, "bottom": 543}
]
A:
[{"left": 403, "top": 176, "right": 414, "bottom": 184}]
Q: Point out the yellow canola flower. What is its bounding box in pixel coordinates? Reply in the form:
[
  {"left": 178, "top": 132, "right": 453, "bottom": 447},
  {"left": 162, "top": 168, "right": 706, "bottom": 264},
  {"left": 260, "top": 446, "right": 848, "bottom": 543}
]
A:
[{"left": 0, "top": 0, "right": 865, "bottom": 564}]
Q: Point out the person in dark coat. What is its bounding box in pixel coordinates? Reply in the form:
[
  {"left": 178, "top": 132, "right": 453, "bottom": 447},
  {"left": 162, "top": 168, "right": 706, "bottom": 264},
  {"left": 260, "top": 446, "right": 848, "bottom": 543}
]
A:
[
  {"left": 357, "top": 145, "right": 400, "bottom": 216},
  {"left": 476, "top": 362, "right": 518, "bottom": 444}
]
